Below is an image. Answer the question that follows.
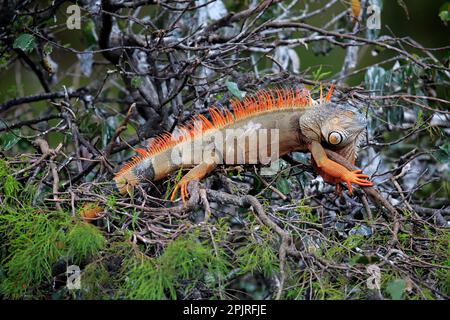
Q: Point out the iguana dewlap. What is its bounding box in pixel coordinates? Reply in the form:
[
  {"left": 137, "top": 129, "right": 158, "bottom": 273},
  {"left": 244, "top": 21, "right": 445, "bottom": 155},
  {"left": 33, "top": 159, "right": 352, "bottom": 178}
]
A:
[{"left": 114, "top": 86, "right": 373, "bottom": 202}]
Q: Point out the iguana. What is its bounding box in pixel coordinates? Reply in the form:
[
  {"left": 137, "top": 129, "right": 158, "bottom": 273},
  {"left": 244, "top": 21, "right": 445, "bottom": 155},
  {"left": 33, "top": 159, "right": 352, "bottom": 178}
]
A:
[{"left": 114, "top": 86, "right": 373, "bottom": 202}]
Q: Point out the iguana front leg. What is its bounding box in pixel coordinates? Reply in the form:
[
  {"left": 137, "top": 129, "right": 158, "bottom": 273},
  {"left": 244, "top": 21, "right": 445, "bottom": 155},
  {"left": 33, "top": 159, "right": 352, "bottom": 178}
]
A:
[
  {"left": 308, "top": 141, "right": 373, "bottom": 195},
  {"left": 170, "top": 160, "right": 217, "bottom": 203}
]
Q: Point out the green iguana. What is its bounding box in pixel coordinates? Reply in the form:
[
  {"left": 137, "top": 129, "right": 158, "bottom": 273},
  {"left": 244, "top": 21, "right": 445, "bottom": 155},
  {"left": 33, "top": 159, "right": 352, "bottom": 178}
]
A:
[{"left": 114, "top": 85, "right": 373, "bottom": 202}]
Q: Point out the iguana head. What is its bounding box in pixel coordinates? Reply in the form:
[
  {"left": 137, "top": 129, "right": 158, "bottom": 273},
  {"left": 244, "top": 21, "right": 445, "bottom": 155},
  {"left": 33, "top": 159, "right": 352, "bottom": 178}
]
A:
[{"left": 300, "top": 103, "right": 366, "bottom": 163}]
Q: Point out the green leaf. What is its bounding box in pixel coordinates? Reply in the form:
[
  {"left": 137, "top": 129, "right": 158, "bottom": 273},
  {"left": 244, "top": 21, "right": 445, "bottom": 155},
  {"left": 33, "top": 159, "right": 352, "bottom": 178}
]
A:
[
  {"left": 43, "top": 43, "right": 53, "bottom": 55},
  {"left": 225, "top": 81, "right": 245, "bottom": 99},
  {"left": 439, "top": 2, "right": 450, "bottom": 22},
  {"left": 439, "top": 10, "right": 450, "bottom": 22},
  {"left": 433, "top": 141, "right": 450, "bottom": 164},
  {"left": 0, "top": 131, "right": 21, "bottom": 151},
  {"left": 82, "top": 20, "right": 97, "bottom": 47},
  {"left": 131, "top": 76, "right": 142, "bottom": 89},
  {"left": 440, "top": 141, "right": 450, "bottom": 154},
  {"left": 276, "top": 178, "right": 290, "bottom": 195},
  {"left": 312, "top": 65, "right": 331, "bottom": 81},
  {"left": 386, "top": 279, "right": 406, "bottom": 300},
  {"left": 13, "top": 34, "right": 36, "bottom": 53}
]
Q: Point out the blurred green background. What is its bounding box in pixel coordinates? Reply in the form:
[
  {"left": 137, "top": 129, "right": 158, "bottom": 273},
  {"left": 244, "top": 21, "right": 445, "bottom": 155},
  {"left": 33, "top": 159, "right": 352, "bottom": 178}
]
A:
[{"left": 1, "top": 0, "right": 448, "bottom": 104}]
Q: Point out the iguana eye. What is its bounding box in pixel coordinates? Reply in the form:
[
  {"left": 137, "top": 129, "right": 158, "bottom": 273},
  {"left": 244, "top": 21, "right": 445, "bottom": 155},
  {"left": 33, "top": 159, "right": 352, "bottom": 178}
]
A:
[{"left": 328, "top": 131, "right": 343, "bottom": 145}]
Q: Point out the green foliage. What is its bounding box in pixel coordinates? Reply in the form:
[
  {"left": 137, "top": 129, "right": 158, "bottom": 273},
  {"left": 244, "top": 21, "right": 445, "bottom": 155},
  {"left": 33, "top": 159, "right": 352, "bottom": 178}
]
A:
[
  {"left": 275, "top": 177, "right": 290, "bottom": 195},
  {"left": 123, "top": 257, "right": 171, "bottom": 299},
  {"left": 0, "top": 211, "right": 67, "bottom": 298},
  {"left": 386, "top": 279, "right": 407, "bottom": 300},
  {"left": 439, "top": 2, "right": 450, "bottom": 22},
  {"left": 0, "top": 160, "right": 21, "bottom": 199},
  {"left": 80, "top": 262, "right": 113, "bottom": 300},
  {"left": 106, "top": 194, "right": 117, "bottom": 208},
  {"left": 236, "top": 230, "right": 279, "bottom": 278},
  {"left": 436, "top": 267, "right": 450, "bottom": 296},
  {"left": 322, "top": 234, "right": 365, "bottom": 261},
  {"left": 310, "top": 274, "right": 347, "bottom": 300},
  {"left": 164, "top": 167, "right": 184, "bottom": 200},
  {"left": 131, "top": 76, "right": 142, "bottom": 89},
  {"left": 43, "top": 43, "right": 53, "bottom": 55},
  {"left": 225, "top": 81, "right": 246, "bottom": 99},
  {"left": 0, "top": 160, "right": 105, "bottom": 298},
  {"left": 82, "top": 19, "right": 97, "bottom": 47},
  {"left": 13, "top": 34, "right": 36, "bottom": 53},
  {"left": 0, "top": 51, "right": 11, "bottom": 69},
  {"left": 295, "top": 198, "right": 313, "bottom": 214},
  {"left": 2, "top": 173, "right": 21, "bottom": 199},
  {"left": 433, "top": 141, "right": 450, "bottom": 164},
  {"left": 122, "top": 235, "right": 229, "bottom": 299},
  {"left": 0, "top": 130, "right": 21, "bottom": 151},
  {"left": 312, "top": 65, "right": 331, "bottom": 82},
  {"left": 66, "top": 223, "right": 106, "bottom": 264}
]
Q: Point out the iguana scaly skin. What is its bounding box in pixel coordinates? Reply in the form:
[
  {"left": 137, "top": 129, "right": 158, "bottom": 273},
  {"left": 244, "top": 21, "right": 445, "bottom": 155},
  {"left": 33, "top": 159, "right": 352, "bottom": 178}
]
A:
[{"left": 114, "top": 86, "right": 373, "bottom": 201}]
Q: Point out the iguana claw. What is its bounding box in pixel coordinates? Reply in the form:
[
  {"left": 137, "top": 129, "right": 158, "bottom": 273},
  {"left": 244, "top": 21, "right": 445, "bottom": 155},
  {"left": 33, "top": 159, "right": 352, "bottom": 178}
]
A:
[
  {"left": 170, "top": 179, "right": 193, "bottom": 203},
  {"left": 342, "top": 169, "right": 373, "bottom": 195}
]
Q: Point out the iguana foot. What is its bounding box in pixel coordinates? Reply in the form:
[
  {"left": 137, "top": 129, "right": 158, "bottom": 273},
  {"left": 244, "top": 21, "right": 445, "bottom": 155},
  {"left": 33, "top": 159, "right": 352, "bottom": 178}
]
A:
[
  {"left": 170, "top": 178, "right": 197, "bottom": 203},
  {"left": 341, "top": 169, "right": 373, "bottom": 195},
  {"left": 170, "top": 160, "right": 218, "bottom": 204}
]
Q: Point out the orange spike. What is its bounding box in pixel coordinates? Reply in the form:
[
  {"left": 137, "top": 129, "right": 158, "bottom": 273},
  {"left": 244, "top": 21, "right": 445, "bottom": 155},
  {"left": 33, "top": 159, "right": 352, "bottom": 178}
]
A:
[
  {"left": 135, "top": 148, "right": 148, "bottom": 156},
  {"left": 325, "top": 83, "right": 335, "bottom": 102},
  {"left": 197, "top": 114, "right": 213, "bottom": 130},
  {"left": 209, "top": 108, "right": 221, "bottom": 126},
  {"left": 224, "top": 109, "right": 233, "bottom": 123},
  {"left": 275, "top": 88, "right": 282, "bottom": 107}
]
